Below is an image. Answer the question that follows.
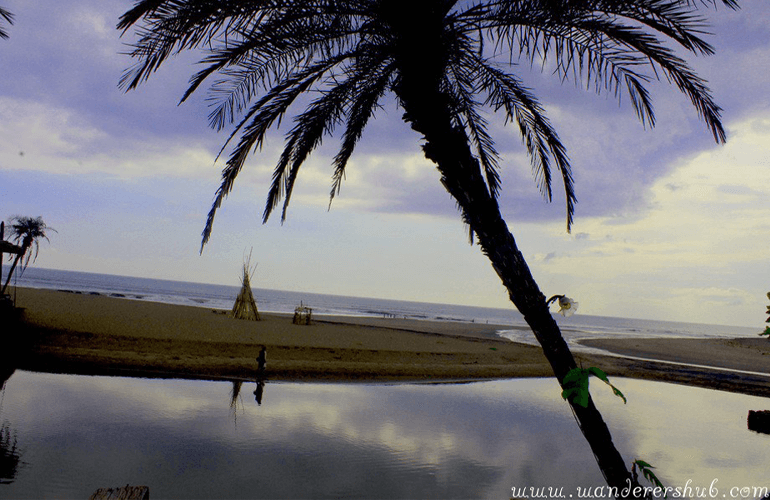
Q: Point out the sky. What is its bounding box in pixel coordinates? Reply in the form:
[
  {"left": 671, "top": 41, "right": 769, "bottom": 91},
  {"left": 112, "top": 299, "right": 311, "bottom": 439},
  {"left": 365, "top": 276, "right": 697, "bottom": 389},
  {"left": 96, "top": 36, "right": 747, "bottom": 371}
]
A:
[{"left": 1, "top": 1, "right": 768, "bottom": 327}]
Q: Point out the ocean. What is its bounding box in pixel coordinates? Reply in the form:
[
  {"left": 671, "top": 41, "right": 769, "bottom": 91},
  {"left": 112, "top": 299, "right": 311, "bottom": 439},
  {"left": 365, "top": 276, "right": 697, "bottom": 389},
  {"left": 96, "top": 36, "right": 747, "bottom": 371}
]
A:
[{"left": 2, "top": 267, "right": 758, "bottom": 349}]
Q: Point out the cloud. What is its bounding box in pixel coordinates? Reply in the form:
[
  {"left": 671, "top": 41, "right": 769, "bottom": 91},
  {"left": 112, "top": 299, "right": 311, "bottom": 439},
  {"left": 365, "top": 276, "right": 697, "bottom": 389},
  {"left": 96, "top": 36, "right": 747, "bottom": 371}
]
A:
[
  {"left": 2, "top": 0, "right": 768, "bottom": 327},
  {"left": 3, "top": 0, "right": 754, "bottom": 230},
  {"left": 524, "top": 111, "right": 770, "bottom": 325},
  {"left": 0, "top": 96, "right": 221, "bottom": 179}
]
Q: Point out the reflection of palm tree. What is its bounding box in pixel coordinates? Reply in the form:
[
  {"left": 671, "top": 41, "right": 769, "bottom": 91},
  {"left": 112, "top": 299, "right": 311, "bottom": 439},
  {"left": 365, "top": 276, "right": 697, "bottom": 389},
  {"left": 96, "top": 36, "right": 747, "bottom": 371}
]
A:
[
  {"left": 229, "top": 380, "right": 243, "bottom": 410},
  {"left": 0, "top": 7, "right": 13, "bottom": 40},
  {"left": 0, "top": 368, "right": 13, "bottom": 392},
  {"left": 1, "top": 217, "right": 55, "bottom": 295},
  {"left": 0, "top": 422, "right": 23, "bottom": 484},
  {"left": 229, "top": 380, "right": 243, "bottom": 424},
  {"left": 119, "top": 1, "right": 734, "bottom": 490}
]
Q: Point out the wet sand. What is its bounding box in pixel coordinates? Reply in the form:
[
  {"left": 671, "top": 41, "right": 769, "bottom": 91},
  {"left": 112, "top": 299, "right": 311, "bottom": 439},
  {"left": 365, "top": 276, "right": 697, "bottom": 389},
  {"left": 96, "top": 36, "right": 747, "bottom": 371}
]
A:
[
  {"left": 6, "top": 287, "right": 770, "bottom": 396},
  {"left": 578, "top": 337, "right": 770, "bottom": 397}
]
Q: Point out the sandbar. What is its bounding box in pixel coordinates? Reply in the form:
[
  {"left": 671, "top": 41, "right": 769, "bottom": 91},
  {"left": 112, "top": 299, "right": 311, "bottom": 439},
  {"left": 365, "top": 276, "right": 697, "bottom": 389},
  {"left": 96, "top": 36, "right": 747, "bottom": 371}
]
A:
[{"left": 5, "top": 287, "right": 770, "bottom": 397}]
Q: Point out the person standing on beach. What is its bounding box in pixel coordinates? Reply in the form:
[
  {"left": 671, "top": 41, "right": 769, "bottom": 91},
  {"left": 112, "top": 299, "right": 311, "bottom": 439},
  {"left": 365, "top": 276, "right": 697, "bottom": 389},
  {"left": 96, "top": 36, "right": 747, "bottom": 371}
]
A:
[{"left": 256, "top": 346, "right": 266, "bottom": 376}]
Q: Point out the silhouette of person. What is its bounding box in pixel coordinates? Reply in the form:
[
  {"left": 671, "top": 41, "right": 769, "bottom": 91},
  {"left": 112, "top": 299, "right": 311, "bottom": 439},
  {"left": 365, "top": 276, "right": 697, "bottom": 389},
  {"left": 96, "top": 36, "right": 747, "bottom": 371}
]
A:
[
  {"left": 253, "top": 380, "right": 265, "bottom": 405},
  {"left": 256, "top": 346, "right": 267, "bottom": 376},
  {"left": 253, "top": 346, "right": 267, "bottom": 405}
]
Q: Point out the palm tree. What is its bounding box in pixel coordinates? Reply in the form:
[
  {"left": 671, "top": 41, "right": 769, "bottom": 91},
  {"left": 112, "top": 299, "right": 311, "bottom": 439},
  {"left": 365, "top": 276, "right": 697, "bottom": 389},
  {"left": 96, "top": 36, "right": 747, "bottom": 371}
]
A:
[
  {"left": 119, "top": 0, "right": 736, "bottom": 492},
  {"left": 1, "top": 216, "right": 54, "bottom": 295},
  {"left": 0, "top": 7, "right": 13, "bottom": 40}
]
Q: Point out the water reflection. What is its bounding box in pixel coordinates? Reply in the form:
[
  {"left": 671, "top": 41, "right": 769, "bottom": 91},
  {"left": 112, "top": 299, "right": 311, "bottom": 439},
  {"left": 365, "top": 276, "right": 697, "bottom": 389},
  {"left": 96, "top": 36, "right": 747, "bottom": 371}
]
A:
[
  {"left": 0, "top": 422, "right": 23, "bottom": 485},
  {"left": 253, "top": 345, "right": 267, "bottom": 406},
  {"left": 0, "top": 369, "right": 23, "bottom": 486},
  {"left": 253, "top": 380, "right": 265, "bottom": 405},
  {"left": 0, "top": 372, "right": 768, "bottom": 499}
]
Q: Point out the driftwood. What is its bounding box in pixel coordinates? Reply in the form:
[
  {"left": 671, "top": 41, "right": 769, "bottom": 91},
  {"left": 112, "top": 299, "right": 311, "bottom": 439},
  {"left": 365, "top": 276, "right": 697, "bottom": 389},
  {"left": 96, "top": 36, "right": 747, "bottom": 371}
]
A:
[
  {"left": 89, "top": 485, "right": 149, "bottom": 500},
  {"left": 748, "top": 410, "right": 770, "bottom": 434}
]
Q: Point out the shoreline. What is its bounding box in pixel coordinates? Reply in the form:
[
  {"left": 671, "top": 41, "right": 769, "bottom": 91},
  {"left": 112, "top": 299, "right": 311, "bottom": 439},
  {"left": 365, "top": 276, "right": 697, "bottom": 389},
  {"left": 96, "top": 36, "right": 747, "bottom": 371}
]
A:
[{"left": 5, "top": 287, "right": 770, "bottom": 396}]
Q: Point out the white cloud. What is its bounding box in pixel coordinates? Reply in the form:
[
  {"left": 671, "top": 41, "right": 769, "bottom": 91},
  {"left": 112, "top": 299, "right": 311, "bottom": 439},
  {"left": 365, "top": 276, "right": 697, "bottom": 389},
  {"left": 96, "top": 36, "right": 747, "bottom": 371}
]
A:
[
  {"left": 523, "top": 111, "right": 770, "bottom": 326},
  {"left": 0, "top": 97, "right": 219, "bottom": 179},
  {"left": 3, "top": 0, "right": 768, "bottom": 328}
]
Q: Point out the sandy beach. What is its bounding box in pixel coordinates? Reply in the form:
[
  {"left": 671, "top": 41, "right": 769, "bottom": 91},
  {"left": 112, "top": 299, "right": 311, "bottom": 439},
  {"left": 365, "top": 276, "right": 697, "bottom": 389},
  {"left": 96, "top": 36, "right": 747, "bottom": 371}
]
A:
[{"left": 6, "top": 287, "right": 770, "bottom": 396}]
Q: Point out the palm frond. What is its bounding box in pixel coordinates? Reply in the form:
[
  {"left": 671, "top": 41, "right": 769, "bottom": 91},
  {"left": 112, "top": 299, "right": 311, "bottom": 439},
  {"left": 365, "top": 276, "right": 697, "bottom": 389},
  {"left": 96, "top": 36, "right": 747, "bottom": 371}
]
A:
[
  {"left": 122, "top": 0, "right": 732, "bottom": 249},
  {"left": 0, "top": 7, "right": 14, "bottom": 40},
  {"left": 200, "top": 56, "right": 348, "bottom": 250},
  {"left": 264, "top": 75, "right": 357, "bottom": 223},
  {"left": 447, "top": 63, "right": 502, "bottom": 199},
  {"left": 118, "top": 0, "right": 277, "bottom": 90},
  {"left": 482, "top": 0, "right": 726, "bottom": 142},
  {"left": 216, "top": 52, "right": 351, "bottom": 161},
  {"left": 329, "top": 59, "right": 394, "bottom": 206},
  {"left": 474, "top": 60, "right": 575, "bottom": 230},
  {"left": 7, "top": 216, "right": 56, "bottom": 271},
  {"left": 203, "top": 32, "right": 359, "bottom": 130},
  {"left": 444, "top": 25, "right": 504, "bottom": 199},
  {"left": 678, "top": 0, "right": 739, "bottom": 8},
  {"left": 586, "top": 18, "right": 726, "bottom": 141}
]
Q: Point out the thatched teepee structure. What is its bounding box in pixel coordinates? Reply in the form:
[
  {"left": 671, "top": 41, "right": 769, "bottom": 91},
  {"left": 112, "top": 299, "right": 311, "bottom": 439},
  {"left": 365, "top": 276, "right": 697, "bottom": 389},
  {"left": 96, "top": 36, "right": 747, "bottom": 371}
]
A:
[{"left": 231, "top": 256, "right": 261, "bottom": 321}]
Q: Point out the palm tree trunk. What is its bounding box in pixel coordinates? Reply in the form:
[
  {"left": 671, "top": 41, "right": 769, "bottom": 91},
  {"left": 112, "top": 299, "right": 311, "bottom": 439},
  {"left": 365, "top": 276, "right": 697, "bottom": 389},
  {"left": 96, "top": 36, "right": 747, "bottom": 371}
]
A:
[
  {"left": 396, "top": 80, "right": 639, "bottom": 495},
  {"left": 1, "top": 221, "right": 5, "bottom": 288},
  {"left": 1, "top": 251, "right": 22, "bottom": 295},
  {"left": 1, "top": 237, "right": 29, "bottom": 295}
]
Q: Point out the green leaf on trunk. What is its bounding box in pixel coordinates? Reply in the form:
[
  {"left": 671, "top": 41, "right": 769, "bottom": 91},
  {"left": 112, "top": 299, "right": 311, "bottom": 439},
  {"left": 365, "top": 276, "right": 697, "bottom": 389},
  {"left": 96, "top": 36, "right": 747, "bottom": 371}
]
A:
[
  {"left": 633, "top": 459, "right": 666, "bottom": 496},
  {"left": 561, "top": 367, "right": 626, "bottom": 407}
]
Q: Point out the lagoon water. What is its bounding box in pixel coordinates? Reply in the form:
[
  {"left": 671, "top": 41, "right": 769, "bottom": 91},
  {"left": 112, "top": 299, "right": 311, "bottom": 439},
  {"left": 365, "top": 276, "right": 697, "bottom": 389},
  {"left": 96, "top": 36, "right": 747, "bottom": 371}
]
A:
[
  {"left": 2, "top": 268, "right": 769, "bottom": 498},
  {"left": 2, "top": 372, "right": 770, "bottom": 499}
]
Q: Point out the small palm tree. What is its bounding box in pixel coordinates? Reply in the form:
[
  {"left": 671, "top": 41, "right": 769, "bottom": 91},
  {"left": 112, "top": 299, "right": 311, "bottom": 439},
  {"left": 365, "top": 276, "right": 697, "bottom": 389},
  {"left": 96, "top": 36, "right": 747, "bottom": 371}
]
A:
[
  {"left": 1, "top": 216, "right": 55, "bottom": 295},
  {"left": 0, "top": 7, "right": 13, "bottom": 40},
  {"left": 119, "top": 0, "right": 736, "bottom": 490}
]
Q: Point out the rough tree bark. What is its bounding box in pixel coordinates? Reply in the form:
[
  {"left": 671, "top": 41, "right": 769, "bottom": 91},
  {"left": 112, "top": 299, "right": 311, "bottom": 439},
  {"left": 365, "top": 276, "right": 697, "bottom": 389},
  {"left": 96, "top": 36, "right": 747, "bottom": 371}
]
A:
[{"left": 389, "top": 11, "right": 640, "bottom": 487}]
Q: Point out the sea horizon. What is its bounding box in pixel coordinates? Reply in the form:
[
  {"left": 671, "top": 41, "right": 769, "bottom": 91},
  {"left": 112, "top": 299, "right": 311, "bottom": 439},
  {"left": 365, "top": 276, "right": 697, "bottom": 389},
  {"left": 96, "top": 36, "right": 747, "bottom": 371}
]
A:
[{"left": 2, "top": 266, "right": 759, "bottom": 347}]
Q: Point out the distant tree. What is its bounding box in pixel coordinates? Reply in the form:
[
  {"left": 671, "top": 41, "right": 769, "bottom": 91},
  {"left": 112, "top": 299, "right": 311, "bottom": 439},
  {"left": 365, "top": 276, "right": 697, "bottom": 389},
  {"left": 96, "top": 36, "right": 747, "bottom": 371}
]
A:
[
  {"left": 1, "top": 216, "right": 55, "bottom": 295},
  {"left": 0, "top": 7, "right": 13, "bottom": 40},
  {"left": 119, "top": 0, "right": 736, "bottom": 492}
]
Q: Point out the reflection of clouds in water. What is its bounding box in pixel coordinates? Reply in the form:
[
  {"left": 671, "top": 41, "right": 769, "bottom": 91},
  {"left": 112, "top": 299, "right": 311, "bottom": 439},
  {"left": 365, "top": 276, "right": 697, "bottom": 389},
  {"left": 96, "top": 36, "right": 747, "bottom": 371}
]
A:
[
  {"left": 591, "top": 378, "right": 770, "bottom": 491},
  {"left": 253, "top": 380, "right": 577, "bottom": 467},
  {"left": 5, "top": 372, "right": 769, "bottom": 498},
  {"left": 3, "top": 372, "right": 608, "bottom": 498},
  {"left": 238, "top": 379, "right": 608, "bottom": 492},
  {"left": 9, "top": 372, "right": 225, "bottom": 421}
]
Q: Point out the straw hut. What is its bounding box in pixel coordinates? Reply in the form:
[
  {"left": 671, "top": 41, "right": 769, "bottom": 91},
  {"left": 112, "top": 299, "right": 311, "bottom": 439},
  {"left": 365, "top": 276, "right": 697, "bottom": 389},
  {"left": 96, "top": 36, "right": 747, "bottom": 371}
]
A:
[
  {"left": 231, "top": 259, "right": 261, "bottom": 321},
  {"left": 293, "top": 302, "right": 312, "bottom": 325}
]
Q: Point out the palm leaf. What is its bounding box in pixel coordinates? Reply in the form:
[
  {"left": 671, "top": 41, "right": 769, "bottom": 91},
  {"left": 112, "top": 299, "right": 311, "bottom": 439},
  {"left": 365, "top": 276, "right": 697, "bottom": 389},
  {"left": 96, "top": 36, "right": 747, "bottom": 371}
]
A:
[
  {"left": 447, "top": 55, "right": 502, "bottom": 199},
  {"left": 264, "top": 74, "right": 355, "bottom": 223},
  {"left": 483, "top": 0, "right": 726, "bottom": 142},
  {"left": 0, "top": 7, "right": 14, "bottom": 40},
  {"left": 474, "top": 60, "right": 575, "bottom": 230},
  {"left": 330, "top": 59, "right": 394, "bottom": 205},
  {"left": 119, "top": 0, "right": 733, "bottom": 249},
  {"left": 201, "top": 55, "right": 353, "bottom": 249}
]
